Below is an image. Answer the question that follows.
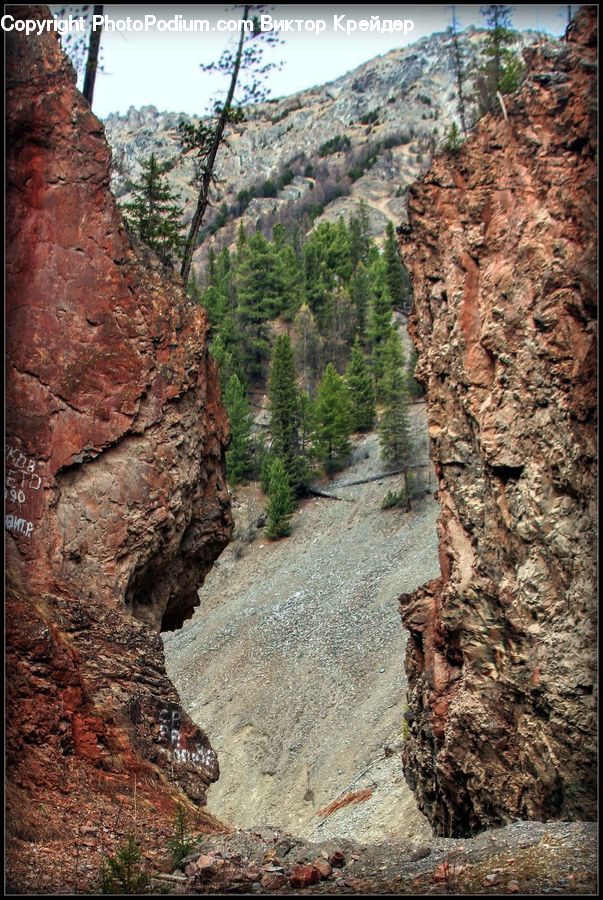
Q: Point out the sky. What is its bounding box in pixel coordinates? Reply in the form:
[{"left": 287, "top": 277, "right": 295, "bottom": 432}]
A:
[{"left": 49, "top": 4, "right": 571, "bottom": 118}]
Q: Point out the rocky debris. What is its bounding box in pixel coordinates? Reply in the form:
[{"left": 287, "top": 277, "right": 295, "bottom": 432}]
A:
[
  {"left": 399, "top": 8, "right": 597, "bottom": 836},
  {"left": 5, "top": 5, "right": 232, "bottom": 891},
  {"left": 164, "top": 424, "right": 438, "bottom": 844},
  {"left": 158, "top": 821, "right": 596, "bottom": 894}
]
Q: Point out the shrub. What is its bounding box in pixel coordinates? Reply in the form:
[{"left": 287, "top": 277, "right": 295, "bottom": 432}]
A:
[
  {"left": 261, "top": 179, "right": 278, "bottom": 198},
  {"left": 99, "top": 835, "right": 150, "bottom": 895},
  {"left": 359, "top": 108, "right": 380, "bottom": 125},
  {"left": 167, "top": 804, "right": 200, "bottom": 868},
  {"left": 318, "top": 134, "right": 351, "bottom": 157},
  {"left": 381, "top": 488, "right": 407, "bottom": 509}
]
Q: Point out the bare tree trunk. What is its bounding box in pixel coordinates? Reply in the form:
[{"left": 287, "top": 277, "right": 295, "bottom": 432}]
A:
[
  {"left": 82, "top": 5, "right": 103, "bottom": 106},
  {"left": 451, "top": 6, "right": 467, "bottom": 135},
  {"left": 180, "top": 7, "right": 250, "bottom": 287}
]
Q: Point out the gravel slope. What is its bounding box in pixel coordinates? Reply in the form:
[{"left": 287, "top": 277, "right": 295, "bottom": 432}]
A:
[{"left": 164, "top": 408, "right": 438, "bottom": 844}]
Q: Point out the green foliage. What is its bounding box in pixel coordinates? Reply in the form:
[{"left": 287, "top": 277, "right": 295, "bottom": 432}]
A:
[
  {"left": 359, "top": 108, "right": 380, "bottom": 125},
  {"left": 312, "top": 363, "right": 353, "bottom": 471},
  {"left": 368, "top": 259, "right": 394, "bottom": 389},
  {"left": 384, "top": 221, "right": 412, "bottom": 310},
  {"left": 167, "top": 803, "right": 200, "bottom": 868},
  {"left": 476, "top": 5, "right": 524, "bottom": 116},
  {"left": 318, "top": 134, "right": 352, "bottom": 157},
  {"left": 268, "top": 335, "right": 308, "bottom": 493},
  {"left": 224, "top": 374, "right": 253, "bottom": 484},
  {"left": 265, "top": 457, "right": 296, "bottom": 539},
  {"left": 292, "top": 303, "right": 323, "bottom": 394},
  {"left": 261, "top": 178, "right": 278, "bottom": 198},
  {"left": 121, "top": 154, "right": 184, "bottom": 266},
  {"left": 407, "top": 347, "right": 424, "bottom": 400},
  {"left": 381, "top": 488, "right": 408, "bottom": 509},
  {"left": 99, "top": 835, "right": 150, "bottom": 895},
  {"left": 349, "top": 263, "right": 373, "bottom": 344},
  {"left": 346, "top": 343, "right": 376, "bottom": 432},
  {"left": 444, "top": 121, "right": 463, "bottom": 153},
  {"left": 349, "top": 201, "right": 372, "bottom": 269},
  {"left": 379, "top": 333, "right": 413, "bottom": 494}
]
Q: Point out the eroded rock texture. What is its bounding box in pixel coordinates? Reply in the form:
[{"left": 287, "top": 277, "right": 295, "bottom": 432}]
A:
[
  {"left": 5, "top": 6, "right": 232, "bottom": 887},
  {"left": 399, "top": 8, "right": 597, "bottom": 837}
]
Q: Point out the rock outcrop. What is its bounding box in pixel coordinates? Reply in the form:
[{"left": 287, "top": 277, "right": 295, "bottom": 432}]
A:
[
  {"left": 104, "top": 28, "right": 536, "bottom": 266},
  {"left": 399, "top": 8, "right": 597, "bottom": 836},
  {"left": 5, "top": 6, "right": 232, "bottom": 889}
]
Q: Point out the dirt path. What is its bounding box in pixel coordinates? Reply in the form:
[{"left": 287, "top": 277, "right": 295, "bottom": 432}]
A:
[{"left": 163, "top": 407, "right": 438, "bottom": 845}]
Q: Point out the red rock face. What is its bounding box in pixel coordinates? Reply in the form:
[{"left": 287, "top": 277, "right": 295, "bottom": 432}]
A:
[
  {"left": 399, "top": 9, "right": 597, "bottom": 836},
  {"left": 5, "top": 6, "right": 232, "bottom": 889}
]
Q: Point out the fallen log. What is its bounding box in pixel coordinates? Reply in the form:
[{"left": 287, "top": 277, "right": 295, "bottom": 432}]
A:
[{"left": 307, "top": 487, "right": 353, "bottom": 502}]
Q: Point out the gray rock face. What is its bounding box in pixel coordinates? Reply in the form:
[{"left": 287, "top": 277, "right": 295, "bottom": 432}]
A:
[{"left": 103, "top": 28, "right": 539, "bottom": 266}]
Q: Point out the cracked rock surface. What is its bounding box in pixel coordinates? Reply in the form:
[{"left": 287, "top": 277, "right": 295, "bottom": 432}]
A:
[
  {"left": 5, "top": 6, "right": 232, "bottom": 891},
  {"left": 398, "top": 8, "right": 597, "bottom": 837}
]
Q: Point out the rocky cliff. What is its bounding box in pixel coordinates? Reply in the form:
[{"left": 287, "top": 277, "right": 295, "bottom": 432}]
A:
[
  {"left": 399, "top": 8, "right": 597, "bottom": 837},
  {"left": 5, "top": 6, "right": 232, "bottom": 890},
  {"left": 103, "top": 27, "right": 539, "bottom": 268}
]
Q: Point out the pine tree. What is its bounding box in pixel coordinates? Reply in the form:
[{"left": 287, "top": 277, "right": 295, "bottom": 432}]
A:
[
  {"left": 349, "top": 262, "right": 373, "bottom": 345},
  {"left": 322, "top": 288, "right": 355, "bottom": 374},
  {"left": 450, "top": 5, "right": 468, "bottom": 135},
  {"left": 444, "top": 121, "right": 462, "bottom": 153},
  {"left": 349, "top": 200, "right": 372, "bottom": 268},
  {"left": 368, "top": 260, "right": 394, "bottom": 390},
  {"left": 292, "top": 303, "right": 323, "bottom": 394},
  {"left": 268, "top": 335, "right": 307, "bottom": 492},
  {"left": 313, "top": 363, "right": 353, "bottom": 471},
  {"left": 407, "top": 346, "right": 424, "bottom": 400},
  {"left": 210, "top": 317, "right": 245, "bottom": 390},
  {"left": 121, "top": 154, "right": 184, "bottom": 267},
  {"left": 235, "top": 232, "right": 279, "bottom": 380},
  {"left": 476, "top": 5, "right": 524, "bottom": 116},
  {"left": 346, "top": 343, "right": 376, "bottom": 432},
  {"left": 223, "top": 374, "right": 253, "bottom": 484},
  {"left": 379, "top": 333, "right": 414, "bottom": 509},
  {"left": 384, "top": 221, "right": 412, "bottom": 310},
  {"left": 265, "top": 457, "right": 295, "bottom": 539}
]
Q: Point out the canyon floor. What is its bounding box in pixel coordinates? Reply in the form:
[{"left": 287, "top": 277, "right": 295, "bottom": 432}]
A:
[{"left": 164, "top": 404, "right": 437, "bottom": 846}]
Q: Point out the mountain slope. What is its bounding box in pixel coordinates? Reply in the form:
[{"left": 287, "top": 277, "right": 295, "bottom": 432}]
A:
[
  {"left": 104, "top": 27, "right": 539, "bottom": 272},
  {"left": 164, "top": 413, "right": 438, "bottom": 843}
]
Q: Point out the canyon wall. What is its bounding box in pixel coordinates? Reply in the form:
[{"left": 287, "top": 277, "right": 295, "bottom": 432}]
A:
[
  {"left": 399, "top": 8, "right": 597, "bottom": 836},
  {"left": 5, "top": 6, "right": 232, "bottom": 887}
]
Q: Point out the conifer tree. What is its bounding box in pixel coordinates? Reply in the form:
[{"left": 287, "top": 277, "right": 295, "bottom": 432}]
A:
[
  {"left": 346, "top": 343, "right": 376, "bottom": 432},
  {"left": 322, "top": 288, "right": 355, "bottom": 374},
  {"left": 292, "top": 304, "right": 323, "bottom": 394},
  {"left": 476, "top": 5, "right": 523, "bottom": 116},
  {"left": 265, "top": 457, "right": 295, "bottom": 539},
  {"left": 349, "top": 200, "right": 372, "bottom": 268},
  {"left": 379, "top": 332, "right": 414, "bottom": 509},
  {"left": 407, "top": 346, "right": 424, "bottom": 399},
  {"left": 235, "top": 233, "right": 279, "bottom": 379},
  {"left": 121, "top": 154, "right": 184, "bottom": 267},
  {"left": 313, "top": 363, "right": 353, "bottom": 471},
  {"left": 223, "top": 374, "right": 253, "bottom": 484},
  {"left": 450, "top": 5, "right": 468, "bottom": 135},
  {"left": 349, "top": 262, "right": 373, "bottom": 345},
  {"left": 268, "top": 335, "right": 307, "bottom": 492},
  {"left": 368, "top": 262, "right": 394, "bottom": 390},
  {"left": 384, "top": 221, "right": 412, "bottom": 310}
]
